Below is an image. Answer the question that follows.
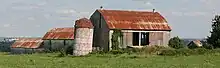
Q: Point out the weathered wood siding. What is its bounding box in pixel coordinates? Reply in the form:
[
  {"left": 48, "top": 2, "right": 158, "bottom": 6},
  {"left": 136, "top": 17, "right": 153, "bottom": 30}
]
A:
[
  {"left": 90, "top": 10, "right": 110, "bottom": 51},
  {"left": 109, "top": 30, "right": 170, "bottom": 50},
  {"left": 149, "top": 32, "right": 170, "bottom": 46}
]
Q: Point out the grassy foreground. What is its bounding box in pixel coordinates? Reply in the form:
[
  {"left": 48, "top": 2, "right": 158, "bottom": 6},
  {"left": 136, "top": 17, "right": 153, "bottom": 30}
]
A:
[{"left": 0, "top": 52, "right": 220, "bottom": 68}]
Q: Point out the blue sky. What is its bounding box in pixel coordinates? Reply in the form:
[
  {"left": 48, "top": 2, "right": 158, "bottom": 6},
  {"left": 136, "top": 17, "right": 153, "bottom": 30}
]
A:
[{"left": 0, "top": 0, "right": 220, "bottom": 38}]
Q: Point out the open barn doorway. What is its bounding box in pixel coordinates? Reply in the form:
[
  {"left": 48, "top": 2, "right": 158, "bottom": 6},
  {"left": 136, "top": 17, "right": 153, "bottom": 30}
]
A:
[{"left": 132, "top": 32, "right": 150, "bottom": 46}]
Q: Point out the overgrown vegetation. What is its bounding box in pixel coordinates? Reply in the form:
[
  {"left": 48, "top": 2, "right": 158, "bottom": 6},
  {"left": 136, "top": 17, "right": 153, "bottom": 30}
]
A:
[
  {"left": 207, "top": 15, "right": 220, "bottom": 48},
  {"left": 201, "top": 41, "right": 214, "bottom": 49},
  {"left": 158, "top": 48, "right": 220, "bottom": 56},
  {"left": 111, "top": 29, "right": 123, "bottom": 50},
  {"left": 168, "top": 36, "right": 185, "bottom": 49}
]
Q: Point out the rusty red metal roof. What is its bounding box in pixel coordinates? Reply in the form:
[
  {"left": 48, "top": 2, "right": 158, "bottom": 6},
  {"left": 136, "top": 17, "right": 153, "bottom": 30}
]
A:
[
  {"left": 42, "top": 27, "right": 74, "bottom": 40},
  {"left": 192, "top": 40, "right": 202, "bottom": 47},
  {"left": 11, "top": 38, "right": 43, "bottom": 48},
  {"left": 97, "top": 9, "right": 171, "bottom": 31},
  {"left": 75, "top": 18, "right": 94, "bottom": 28}
]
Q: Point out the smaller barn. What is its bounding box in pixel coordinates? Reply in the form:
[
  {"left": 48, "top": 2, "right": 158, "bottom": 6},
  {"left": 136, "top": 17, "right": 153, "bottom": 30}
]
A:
[
  {"left": 42, "top": 27, "right": 75, "bottom": 52},
  {"left": 10, "top": 38, "right": 44, "bottom": 54},
  {"left": 187, "top": 40, "right": 203, "bottom": 49}
]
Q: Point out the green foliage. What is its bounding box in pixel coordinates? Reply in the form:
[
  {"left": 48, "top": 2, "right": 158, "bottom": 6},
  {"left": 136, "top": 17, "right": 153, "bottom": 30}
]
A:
[
  {"left": 109, "top": 50, "right": 124, "bottom": 54},
  {"left": 158, "top": 49, "right": 177, "bottom": 56},
  {"left": 193, "top": 48, "right": 209, "bottom": 55},
  {"left": 207, "top": 15, "right": 220, "bottom": 48},
  {"left": 65, "top": 45, "right": 73, "bottom": 55},
  {"left": 111, "top": 29, "right": 123, "bottom": 50},
  {"left": 168, "top": 36, "right": 185, "bottom": 49},
  {"left": 141, "top": 45, "right": 170, "bottom": 54},
  {"left": 158, "top": 48, "right": 219, "bottom": 56},
  {"left": 122, "top": 45, "right": 171, "bottom": 55},
  {"left": 57, "top": 48, "right": 66, "bottom": 57},
  {"left": 202, "top": 42, "right": 214, "bottom": 49}
]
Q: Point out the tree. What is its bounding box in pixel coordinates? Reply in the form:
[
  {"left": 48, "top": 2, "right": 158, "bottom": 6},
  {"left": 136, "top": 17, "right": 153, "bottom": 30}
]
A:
[
  {"left": 168, "top": 36, "right": 185, "bottom": 49},
  {"left": 111, "top": 29, "right": 123, "bottom": 50},
  {"left": 207, "top": 15, "right": 220, "bottom": 48}
]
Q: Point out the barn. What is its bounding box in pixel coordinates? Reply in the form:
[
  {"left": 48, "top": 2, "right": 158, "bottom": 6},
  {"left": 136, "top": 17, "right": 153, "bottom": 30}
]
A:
[
  {"left": 10, "top": 38, "right": 44, "bottom": 54},
  {"left": 187, "top": 40, "right": 203, "bottom": 49},
  {"left": 90, "top": 9, "right": 172, "bottom": 51},
  {"left": 42, "top": 27, "right": 75, "bottom": 52}
]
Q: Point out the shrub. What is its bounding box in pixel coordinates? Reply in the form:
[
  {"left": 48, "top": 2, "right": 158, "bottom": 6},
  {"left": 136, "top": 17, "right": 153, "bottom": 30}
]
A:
[
  {"left": 57, "top": 48, "right": 66, "bottom": 57},
  {"left": 90, "top": 50, "right": 106, "bottom": 54},
  {"left": 111, "top": 29, "right": 123, "bottom": 50},
  {"left": 193, "top": 48, "right": 209, "bottom": 55},
  {"left": 175, "top": 48, "right": 194, "bottom": 56},
  {"left": 158, "top": 48, "right": 193, "bottom": 56},
  {"left": 120, "top": 45, "right": 171, "bottom": 55},
  {"left": 158, "top": 48, "right": 215, "bottom": 56},
  {"left": 109, "top": 50, "right": 124, "bottom": 54},
  {"left": 168, "top": 36, "right": 185, "bottom": 49},
  {"left": 142, "top": 45, "right": 170, "bottom": 54},
  {"left": 202, "top": 43, "right": 214, "bottom": 49},
  {"left": 209, "top": 48, "right": 220, "bottom": 53},
  {"left": 158, "top": 49, "right": 177, "bottom": 56},
  {"left": 65, "top": 45, "right": 73, "bottom": 55}
]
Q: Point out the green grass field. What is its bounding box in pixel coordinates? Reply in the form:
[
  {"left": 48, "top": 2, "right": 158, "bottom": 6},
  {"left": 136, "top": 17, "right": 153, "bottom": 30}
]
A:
[{"left": 0, "top": 53, "right": 220, "bottom": 68}]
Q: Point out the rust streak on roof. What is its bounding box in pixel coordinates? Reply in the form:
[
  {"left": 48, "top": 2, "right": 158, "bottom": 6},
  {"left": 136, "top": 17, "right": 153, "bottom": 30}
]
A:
[
  {"left": 42, "top": 27, "right": 74, "bottom": 40},
  {"left": 192, "top": 40, "right": 202, "bottom": 47},
  {"left": 75, "top": 18, "right": 94, "bottom": 28},
  {"left": 11, "top": 38, "right": 43, "bottom": 48},
  {"left": 97, "top": 9, "right": 171, "bottom": 31}
]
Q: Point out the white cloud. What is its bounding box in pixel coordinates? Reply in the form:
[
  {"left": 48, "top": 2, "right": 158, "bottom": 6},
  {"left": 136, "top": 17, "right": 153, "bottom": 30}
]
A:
[
  {"left": 171, "top": 11, "right": 208, "bottom": 16},
  {"left": 171, "top": 12, "right": 183, "bottom": 16},
  {"left": 200, "top": 0, "right": 220, "bottom": 9},
  {"left": 44, "top": 14, "right": 51, "bottom": 19},
  {"left": 11, "top": 6, "right": 39, "bottom": 10},
  {"left": 143, "top": 2, "right": 155, "bottom": 8},
  {"left": 35, "top": 25, "right": 41, "bottom": 27},
  {"left": 3, "top": 24, "right": 12, "bottom": 27},
  {"left": 37, "top": 2, "right": 47, "bottom": 6},
  {"left": 27, "top": 17, "right": 35, "bottom": 20},
  {"left": 56, "top": 9, "right": 76, "bottom": 14},
  {"left": 59, "top": 17, "right": 73, "bottom": 20},
  {"left": 184, "top": 12, "right": 207, "bottom": 16}
]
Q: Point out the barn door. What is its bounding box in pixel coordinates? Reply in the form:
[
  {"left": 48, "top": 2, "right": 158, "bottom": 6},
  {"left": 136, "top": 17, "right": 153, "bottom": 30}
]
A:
[
  {"left": 132, "top": 32, "right": 139, "bottom": 46},
  {"left": 141, "top": 32, "right": 149, "bottom": 45}
]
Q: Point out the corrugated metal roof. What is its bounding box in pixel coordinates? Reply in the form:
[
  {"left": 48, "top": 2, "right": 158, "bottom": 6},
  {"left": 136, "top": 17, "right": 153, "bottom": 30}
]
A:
[
  {"left": 97, "top": 9, "right": 171, "bottom": 31},
  {"left": 192, "top": 40, "right": 202, "bottom": 47},
  {"left": 11, "top": 38, "right": 43, "bottom": 48},
  {"left": 75, "top": 18, "right": 94, "bottom": 28},
  {"left": 42, "top": 27, "right": 74, "bottom": 40}
]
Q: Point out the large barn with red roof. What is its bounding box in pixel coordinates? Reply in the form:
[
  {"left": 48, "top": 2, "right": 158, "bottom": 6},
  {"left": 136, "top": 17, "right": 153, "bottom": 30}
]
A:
[{"left": 90, "top": 8, "right": 171, "bottom": 51}]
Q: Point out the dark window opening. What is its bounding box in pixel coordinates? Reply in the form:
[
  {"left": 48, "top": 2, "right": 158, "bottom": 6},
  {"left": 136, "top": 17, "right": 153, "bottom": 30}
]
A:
[
  {"left": 99, "top": 20, "right": 101, "bottom": 28},
  {"left": 141, "top": 32, "right": 150, "bottom": 45},
  {"left": 132, "top": 32, "right": 139, "bottom": 46},
  {"left": 132, "top": 32, "right": 150, "bottom": 46},
  {"left": 99, "top": 14, "right": 102, "bottom": 28}
]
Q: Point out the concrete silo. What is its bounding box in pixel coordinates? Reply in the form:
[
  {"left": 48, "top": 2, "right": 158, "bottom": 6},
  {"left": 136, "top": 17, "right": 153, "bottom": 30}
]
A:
[{"left": 73, "top": 18, "right": 94, "bottom": 56}]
